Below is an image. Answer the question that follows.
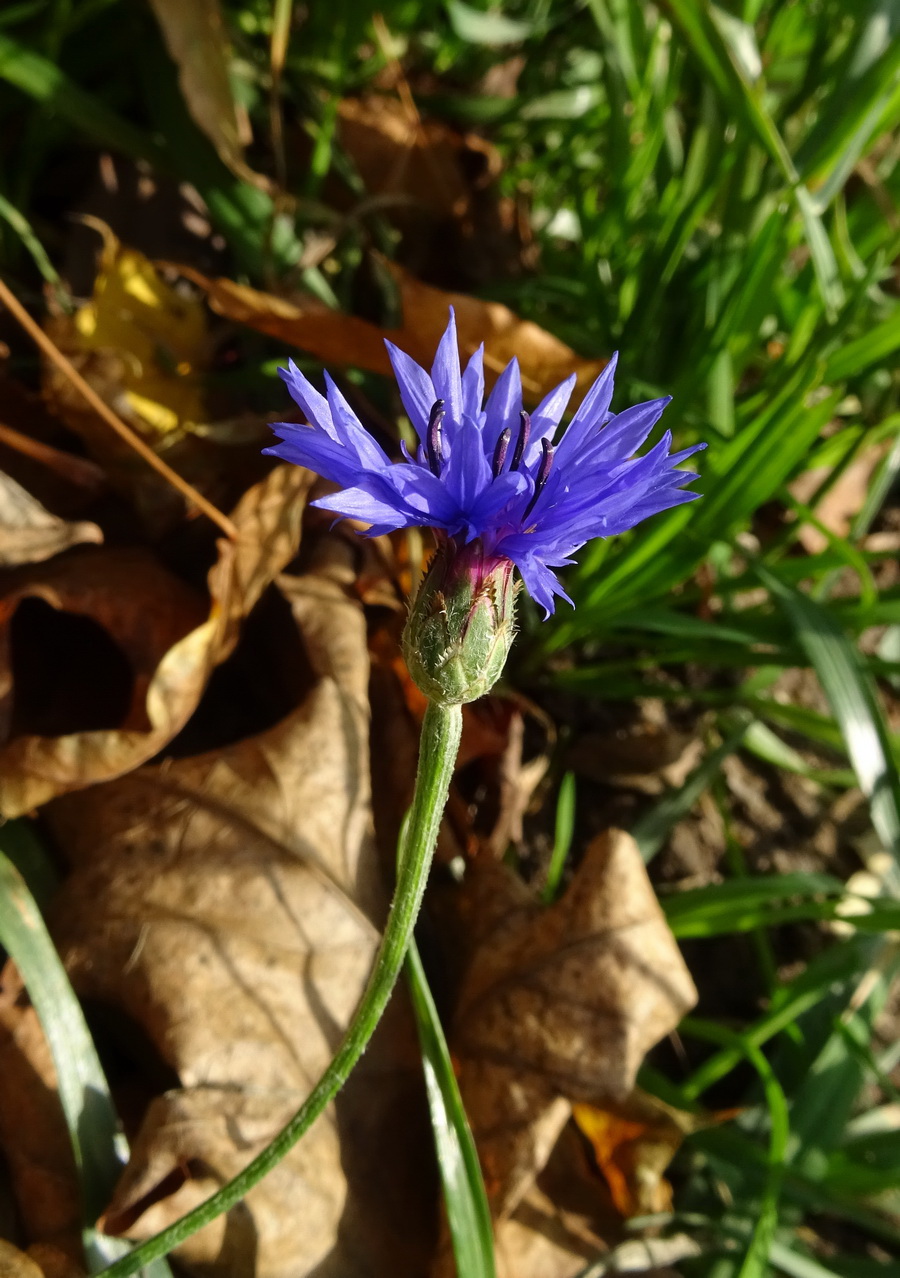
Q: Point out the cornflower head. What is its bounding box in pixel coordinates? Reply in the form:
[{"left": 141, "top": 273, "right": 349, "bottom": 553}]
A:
[{"left": 265, "top": 311, "right": 704, "bottom": 703}]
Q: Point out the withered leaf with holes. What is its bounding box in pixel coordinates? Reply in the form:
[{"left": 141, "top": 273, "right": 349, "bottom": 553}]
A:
[{"left": 0, "top": 464, "right": 311, "bottom": 817}]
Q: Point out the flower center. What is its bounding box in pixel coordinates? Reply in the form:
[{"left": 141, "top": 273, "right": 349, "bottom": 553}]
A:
[
  {"left": 426, "top": 399, "right": 445, "bottom": 476},
  {"left": 523, "top": 438, "right": 555, "bottom": 518},
  {"left": 510, "top": 410, "right": 530, "bottom": 471},
  {"left": 492, "top": 427, "right": 511, "bottom": 476}
]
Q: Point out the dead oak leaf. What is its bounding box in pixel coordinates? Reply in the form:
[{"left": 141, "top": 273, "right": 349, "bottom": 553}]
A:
[
  {"left": 179, "top": 258, "right": 606, "bottom": 404},
  {"left": 337, "top": 96, "right": 503, "bottom": 234},
  {"left": 450, "top": 829, "right": 697, "bottom": 1219},
  {"left": 47, "top": 562, "right": 432, "bottom": 1278},
  {"left": 0, "top": 464, "right": 311, "bottom": 817}
]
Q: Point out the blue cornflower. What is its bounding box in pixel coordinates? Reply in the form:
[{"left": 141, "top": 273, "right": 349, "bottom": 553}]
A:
[{"left": 264, "top": 310, "right": 704, "bottom": 617}]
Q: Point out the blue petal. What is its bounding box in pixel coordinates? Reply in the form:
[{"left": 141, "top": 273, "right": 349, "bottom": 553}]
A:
[
  {"left": 385, "top": 341, "right": 435, "bottom": 441},
  {"left": 431, "top": 308, "right": 464, "bottom": 425},
  {"left": 525, "top": 372, "right": 577, "bottom": 464},
  {"left": 323, "top": 372, "right": 392, "bottom": 468},
  {"left": 555, "top": 353, "right": 618, "bottom": 462},
  {"left": 313, "top": 485, "right": 411, "bottom": 531},
  {"left": 483, "top": 357, "right": 523, "bottom": 454},
  {"left": 279, "top": 362, "right": 336, "bottom": 439},
  {"left": 441, "top": 420, "right": 492, "bottom": 519},
  {"left": 264, "top": 426, "right": 365, "bottom": 488},
  {"left": 467, "top": 469, "right": 529, "bottom": 534},
  {"left": 601, "top": 487, "right": 701, "bottom": 535},
  {"left": 461, "top": 343, "right": 485, "bottom": 421},
  {"left": 585, "top": 396, "right": 671, "bottom": 463},
  {"left": 668, "top": 442, "right": 708, "bottom": 466},
  {"left": 499, "top": 544, "right": 575, "bottom": 617},
  {"left": 387, "top": 463, "right": 464, "bottom": 528}
]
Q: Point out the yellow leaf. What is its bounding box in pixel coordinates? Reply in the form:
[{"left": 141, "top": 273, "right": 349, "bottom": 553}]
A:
[{"left": 72, "top": 229, "right": 207, "bottom": 441}]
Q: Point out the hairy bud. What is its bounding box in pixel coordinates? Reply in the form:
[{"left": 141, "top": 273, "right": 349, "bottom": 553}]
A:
[{"left": 402, "top": 540, "right": 518, "bottom": 706}]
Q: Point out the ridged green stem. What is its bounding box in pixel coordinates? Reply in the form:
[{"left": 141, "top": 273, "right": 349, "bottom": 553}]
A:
[{"left": 95, "top": 699, "right": 463, "bottom": 1278}]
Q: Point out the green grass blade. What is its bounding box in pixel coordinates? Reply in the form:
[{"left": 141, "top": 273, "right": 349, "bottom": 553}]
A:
[
  {"left": 824, "top": 311, "right": 900, "bottom": 382},
  {"left": 0, "top": 191, "right": 63, "bottom": 289},
  {"left": 0, "top": 844, "right": 125, "bottom": 1222},
  {"left": 680, "top": 1017, "right": 789, "bottom": 1278},
  {"left": 787, "top": 958, "right": 898, "bottom": 1183},
  {"left": 0, "top": 31, "right": 166, "bottom": 166},
  {"left": 664, "top": 0, "right": 842, "bottom": 314},
  {"left": 631, "top": 719, "right": 751, "bottom": 862},
  {"left": 0, "top": 837, "right": 172, "bottom": 1277},
  {"left": 662, "top": 872, "right": 846, "bottom": 939},
  {"left": 542, "top": 771, "right": 576, "bottom": 903},
  {"left": 682, "top": 937, "right": 875, "bottom": 1101},
  {"left": 758, "top": 566, "right": 900, "bottom": 873},
  {"left": 406, "top": 939, "right": 496, "bottom": 1278},
  {"left": 768, "top": 1240, "right": 844, "bottom": 1278}
]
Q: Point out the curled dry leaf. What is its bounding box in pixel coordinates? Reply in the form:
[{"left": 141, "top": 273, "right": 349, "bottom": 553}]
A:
[
  {"left": 487, "top": 1126, "right": 611, "bottom": 1278},
  {"left": 180, "top": 258, "right": 606, "bottom": 403},
  {"left": 0, "top": 464, "right": 312, "bottom": 816},
  {"left": 449, "top": 829, "right": 697, "bottom": 1220},
  {"left": 47, "top": 557, "right": 432, "bottom": 1278},
  {"left": 0, "top": 471, "right": 102, "bottom": 568}
]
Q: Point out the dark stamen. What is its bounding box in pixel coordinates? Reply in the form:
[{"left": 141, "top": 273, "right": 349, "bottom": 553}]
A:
[
  {"left": 524, "top": 439, "right": 554, "bottom": 519},
  {"left": 426, "top": 399, "right": 445, "bottom": 477},
  {"left": 510, "top": 410, "right": 530, "bottom": 471},
  {"left": 492, "top": 427, "right": 511, "bottom": 477}
]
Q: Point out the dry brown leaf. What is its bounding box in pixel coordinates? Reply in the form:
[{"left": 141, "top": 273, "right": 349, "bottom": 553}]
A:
[
  {"left": 338, "top": 96, "right": 499, "bottom": 224},
  {"left": 0, "top": 1243, "right": 83, "bottom": 1278},
  {"left": 0, "top": 1241, "right": 48, "bottom": 1278},
  {"left": 491, "top": 1187, "right": 605, "bottom": 1278},
  {"left": 181, "top": 258, "right": 606, "bottom": 403},
  {"left": 148, "top": 0, "right": 257, "bottom": 187},
  {"left": 572, "top": 1090, "right": 712, "bottom": 1218},
  {"left": 0, "top": 472, "right": 102, "bottom": 567},
  {"left": 0, "top": 463, "right": 312, "bottom": 816},
  {"left": 333, "top": 93, "right": 518, "bottom": 285},
  {"left": 433, "top": 1122, "right": 614, "bottom": 1278},
  {"left": 15, "top": 1248, "right": 84, "bottom": 1278},
  {"left": 0, "top": 962, "right": 82, "bottom": 1262},
  {"left": 47, "top": 555, "right": 433, "bottom": 1278},
  {"left": 450, "top": 829, "right": 697, "bottom": 1219}
]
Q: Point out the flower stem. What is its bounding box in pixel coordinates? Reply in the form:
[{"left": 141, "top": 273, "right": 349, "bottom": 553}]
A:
[{"left": 94, "top": 699, "right": 463, "bottom": 1278}]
